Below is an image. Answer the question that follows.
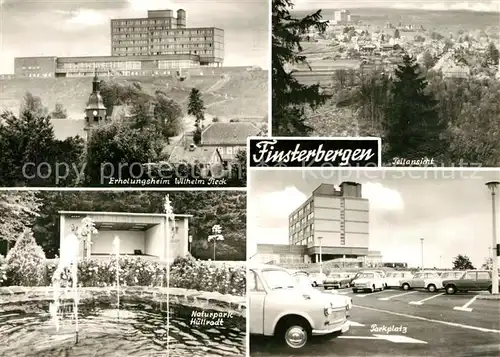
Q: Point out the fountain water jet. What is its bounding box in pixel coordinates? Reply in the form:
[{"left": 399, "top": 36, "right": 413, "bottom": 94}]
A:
[
  {"left": 113, "top": 235, "right": 121, "bottom": 319},
  {"left": 164, "top": 194, "right": 176, "bottom": 350},
  {"left": 49, "top": 217, "right": 97, "bottom": 344}
]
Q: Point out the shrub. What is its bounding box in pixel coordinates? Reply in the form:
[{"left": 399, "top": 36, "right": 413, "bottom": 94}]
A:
[
  {"left": 5, "top": 229, "right": 46, "bottom": 286},
  {"left": 169, "top": 255, "right": 246, "bottom": 296},
  {"left": 44, "top": 256, "right": 168, "bottom": 288}
]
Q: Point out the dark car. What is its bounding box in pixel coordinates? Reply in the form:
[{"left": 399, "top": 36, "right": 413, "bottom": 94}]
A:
[
  {"left": 442, "top": 270, "right": 499, "bottom": 294},
  {"left": 323, "top": 272, "right": 351, "bottom": 289}
]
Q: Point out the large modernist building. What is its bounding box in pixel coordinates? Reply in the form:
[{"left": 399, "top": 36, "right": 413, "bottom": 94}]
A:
[
  {"left": 13, "top": 9, "right": 224, "bottom": 78},
  {"left": 251, "top": 182, "right": 370, "bottom": 267},
  {"left": 289, "top": 182, "right": 369, "bottom": 262}
]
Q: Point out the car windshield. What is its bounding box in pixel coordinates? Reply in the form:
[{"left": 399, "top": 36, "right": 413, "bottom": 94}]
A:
[
  {"left": 358, "top": 273, "right": 374, "bottom": 279},
  {"left": 262, "top": 269, "right": 297, "bottom": 290}
]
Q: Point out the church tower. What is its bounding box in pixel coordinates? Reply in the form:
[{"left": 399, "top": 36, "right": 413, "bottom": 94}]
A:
[{"left": 84, "top": 70, "right": 107, "bottom": 127}]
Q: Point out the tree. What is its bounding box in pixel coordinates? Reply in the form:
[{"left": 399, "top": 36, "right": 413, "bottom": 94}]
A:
[
  {"left": 482, "top": 257, "right": 493, "bottom": 270},
  {"left": 452, "top": 254, "right": 475, "bottom": 270},
  {"left": 5, "top": 228, "right": 46, "bottom": 286},
  {"left": 227, "top": 149, "right": 247, "bottom": 187},
  {"left": 383, "top": 55, "right": 447, "bottom": 162},
  {"left": 187, "top": 88, "right": 205, "bottom": 143},
  {"left": 394, "top": 29, "right": 400, "bottom": 39},
  {"left": 272, "top": 0, "right": 331, "bottom": 135},
  {"left": 85, "top": 121, "right": 164, "bottom": 185},
  {"left": 0, "top": 191, "right": 41, "bottom": 254},
  {"left": 50, "top": 103, "right": 68, "bottom": 119},
  {"left": 0, "top": 108, "right": 85, "bottom": 187},
  {"left": 334, "top": 69, "right": 347, "bottom": 89},
  {"left": 486, "top": 42, "right": 500, "bottom": 65},
  {"left": 130, "top": 97, "right": 154, "bottom": 129},
  {"left": 421, "top": 51, "right": 436, "bottom": 70},
  {"left": 20, "top": 92, "right": 48, "bottom": 118},
  {"left": 153, "top": 90, "right": 184, "bottom": 144}
]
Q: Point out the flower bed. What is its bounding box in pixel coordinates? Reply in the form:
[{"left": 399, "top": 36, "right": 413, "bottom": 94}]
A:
[
  {"left": 2, "top": 253, "right": 245, "bottom": 297},
  {"left": 169, "top": 256, "right": 246, "bottom": 296}
]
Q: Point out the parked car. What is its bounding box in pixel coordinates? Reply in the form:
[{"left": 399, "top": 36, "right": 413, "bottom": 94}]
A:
[
  {"left": 308, "top": 272, "right": 327, "bottom": 287},
  {"left": 292, "top": 271, "right": 352, "bottom": 316},
  {"left": 442, "top": 270, "right": 499, "bottom": 294},
  {"left": 385, "top": 271, "right": 414, "bottom": 288},
  {"left": 400, "top": 271, "right": 443, "bottom": 292},
  {"left": 372, "top": 270, "right": 388, "bottom": 288},
  {"left": 249, "top": 264, "right": 350, "bottom": 349},
  {"left": 323, "top": 272, "right": 351, "bottom": 289},
  {"left": 352, "top": 272, "right": 385, "bottom": 293}
]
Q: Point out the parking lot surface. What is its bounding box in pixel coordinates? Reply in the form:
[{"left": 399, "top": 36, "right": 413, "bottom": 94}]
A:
[{"left": 250, "top": 288, "right": 500, "bottom": 357}]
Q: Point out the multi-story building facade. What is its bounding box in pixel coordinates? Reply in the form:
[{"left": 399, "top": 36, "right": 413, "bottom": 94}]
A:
[
  {"left": 289, "top": 182, "right": 369, "bottom": 263},
  {"left": 110, "top": 9, "right": 223, "bottom": 66},
  {"left": 12, "top": 9, "right": 224, "bottom": 78}
]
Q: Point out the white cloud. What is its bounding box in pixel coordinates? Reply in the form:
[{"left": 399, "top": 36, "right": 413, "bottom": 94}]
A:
[
  {"left": 127, "top": 0, "right": 175, "bottom": 12},
  {"left": 362, "top": 182, "right": 404, "bottom": 211},
  {"left": 253, "top": 186, "right": 307, "bottom": 220},
  {"left": 65, "top": 9, "right": 109, "bottom": 26}
]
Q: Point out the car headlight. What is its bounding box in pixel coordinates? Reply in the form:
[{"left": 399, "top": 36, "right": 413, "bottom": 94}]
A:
[{"left": 324, "top": 303, "right": 333, "bottom": 316}]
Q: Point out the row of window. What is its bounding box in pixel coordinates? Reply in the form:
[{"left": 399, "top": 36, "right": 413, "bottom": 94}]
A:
[
  {"left": 21, "top": 66, "right": 41, "bottom": 70},
  {"left": 24, "top": 73, "right": 53, "bottom": 78},
  {"left": 113, "top": 42, "right": 213, "bottom": 49},
  {"left": 112, "top": 28, "right": 215, "bottom": 36},
  {"left": 290, "top": 213, "right": 314, "bottom": 232},
  {"left": 112, "top": 19, "right": 174, "bottom": 26},
  {"left": 58, "top": 61, "right": 142, "bottom": 71},
  {"left": 290, "top": 201, "right": 313, "bottom": 222},
  {"left": 291, "top": 224, "right": 314, "bottom": 242},
  {"left": 292, "top": 236, "right": 313, "bottom": 246},
  {"left": 158, "top": 60, "right": 198, "bottom": 69},
  {"left": 112, "top": 48, "right": 216, "bottom": 56}
]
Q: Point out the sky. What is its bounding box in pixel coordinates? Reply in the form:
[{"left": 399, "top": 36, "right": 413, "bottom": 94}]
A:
[
  {"left": 248, "top": 169, "right": 500, "bottom": 269},
  {"left": 0, "top": 0, "right": 269, "bottom": 73},
  {"left": 292, "top": 0, "right": 500, "bottom": 12}
]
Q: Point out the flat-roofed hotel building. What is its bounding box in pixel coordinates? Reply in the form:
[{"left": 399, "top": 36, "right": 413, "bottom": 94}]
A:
[
  {"left": 14, "top": 9, "right": 224, "bottom": 78},
  {"left": 289, "top": 182, "right": 369, "bottom": 262}
]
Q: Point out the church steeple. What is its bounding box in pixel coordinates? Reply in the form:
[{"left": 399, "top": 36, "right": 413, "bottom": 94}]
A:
[
  {"left": 85, "top": 67, "right": 107, "bottom": 126},
  {"left": 92, "top": 68, "right": 100, "bottom": 93}
]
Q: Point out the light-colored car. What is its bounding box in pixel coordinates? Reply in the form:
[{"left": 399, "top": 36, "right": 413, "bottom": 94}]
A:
[
  {"left": 352, "top": 272, "right": 385, "bottom": 293},
  {"left": 385, "top": 271, "right": 414, "bottom": 288},
  {"left": 249, "top": 264, "right": 350, "bottom": 349},
  {"left": 308, "top": 272, "right": 327, "bottom": 287},
  {"left": 400, "top": 271, "right": 444, "bottom": 292},
  {"left": 293, "top": 271, "right": 352, "bottom": 316}
]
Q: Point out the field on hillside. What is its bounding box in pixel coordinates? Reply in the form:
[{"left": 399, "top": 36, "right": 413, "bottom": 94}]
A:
[{"left": 0, "top": 70, "right": 268, "bottom": 120}]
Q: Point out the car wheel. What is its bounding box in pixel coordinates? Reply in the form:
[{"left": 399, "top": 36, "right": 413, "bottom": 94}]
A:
[
  {"left": 371, "top": 285, "right": 375, "bottom": 293},
  {"left": 427, "top": 284, "right": 437, "bottom": 293},
  {"left": 488, "top": 286, "right": 492, "bottom": 294},
  {"left": 402, "top": 283, "right": 410, "bottom": 291},
  {"left": 445, "top": 285, "right": 457, "bottom": 295},
  {"left": 282, "top": 323, "right": 309, "bottom": 349}
]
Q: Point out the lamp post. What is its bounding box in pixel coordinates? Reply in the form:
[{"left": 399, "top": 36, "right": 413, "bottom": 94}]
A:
[
  {"left": 208, "top": 225, "right": 224, "bottom": 261},
  {"left": 318, "top": 236, "right": 323, "bottom": 276},
  {"left": 420, "top": 238, "right": 424, "bottom": 271},
  {"left": 486, "top": 181, "right": 499, "bottom": 295}
]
